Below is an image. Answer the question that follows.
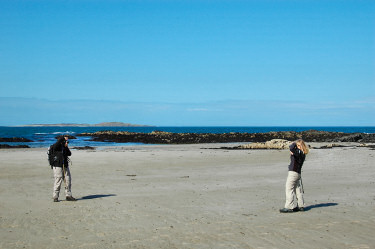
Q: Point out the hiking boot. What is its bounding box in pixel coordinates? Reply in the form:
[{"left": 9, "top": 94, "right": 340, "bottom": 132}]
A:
[
  {"left": 298, "top": 207, "right": 305, "bottom": 212},
  {"left": 53, "top": 198, "right": 59, "bottom": 202},
  {"left": 66, "top": 196, "right": 76, "bottom": 201},
  {"left": 279, "top": 208, "right": 294, "bottom": 213}
]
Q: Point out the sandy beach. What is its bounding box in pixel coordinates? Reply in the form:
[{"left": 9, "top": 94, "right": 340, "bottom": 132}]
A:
[{"left": 1, "top": 143, "right": 374, "bottom": 249}]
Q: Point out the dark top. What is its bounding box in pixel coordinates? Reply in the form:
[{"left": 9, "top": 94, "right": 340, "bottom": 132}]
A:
[
  {"left": 52, "top": 137, "right": 71, "bottom": 167},
  {"left": 288, "top": 142, "right": 305, "bottom": 174}
]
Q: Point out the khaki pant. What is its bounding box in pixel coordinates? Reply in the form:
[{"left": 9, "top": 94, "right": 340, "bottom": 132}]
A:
[
  {"left": 284, "top": 171, "right": 304, "bottom": 209},
  {"left": 53, "top": 166, "right": 72, "bottom": 199}
]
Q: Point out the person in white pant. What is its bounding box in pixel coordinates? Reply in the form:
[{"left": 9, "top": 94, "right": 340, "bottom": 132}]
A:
[
  {"left": 280, "top": 139, "right": 309, "bottom": 213},
  {"left": 51, "top": 136, "right": 76, "bottom": 202}
]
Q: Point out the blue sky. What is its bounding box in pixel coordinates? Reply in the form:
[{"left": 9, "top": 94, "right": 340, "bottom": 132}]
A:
[{"left": 1, "top": 0, "right": 374, "bottom": 126}]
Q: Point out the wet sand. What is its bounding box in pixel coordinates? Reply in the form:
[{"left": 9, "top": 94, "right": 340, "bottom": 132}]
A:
[{"left": 1, "top": 143, "right": 374, "bottom": 248}]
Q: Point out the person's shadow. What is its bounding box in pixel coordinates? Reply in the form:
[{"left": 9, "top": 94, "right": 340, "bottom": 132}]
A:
[
  {"left": 78, "top": 194, "right": 116, "bottom": 200},
  {"left": 304, "top": 202, "right": 338, "bottom": 211}
]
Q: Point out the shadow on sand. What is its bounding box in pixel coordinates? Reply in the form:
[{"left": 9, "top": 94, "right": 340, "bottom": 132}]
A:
[
  {"left": 304, "top": 202, "right": 338, "bottom": 211},
  {"left": 79, "top": 194, "right": 116, "bottom": 200}
]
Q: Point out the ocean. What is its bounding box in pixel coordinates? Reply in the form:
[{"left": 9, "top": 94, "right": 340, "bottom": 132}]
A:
[{"left": 1, "top": 126, "right": 374, "bottom": 148}]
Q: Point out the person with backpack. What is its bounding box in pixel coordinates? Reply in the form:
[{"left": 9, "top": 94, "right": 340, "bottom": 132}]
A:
[
  {"left": 51, "top": 135, "right": 76, "bottom": 202},
  {"left": 280, "top": 139, "right": 309, "bottom": 213}
]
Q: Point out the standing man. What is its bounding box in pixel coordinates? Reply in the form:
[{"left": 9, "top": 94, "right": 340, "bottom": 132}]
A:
[{"left": 51, "top": 135, "right": 76, "bottom": 202}]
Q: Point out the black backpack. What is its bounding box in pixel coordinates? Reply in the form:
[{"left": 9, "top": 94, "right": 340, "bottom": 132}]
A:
[{"left": 47, "top": 145, "right": 57, "bottom": 169}]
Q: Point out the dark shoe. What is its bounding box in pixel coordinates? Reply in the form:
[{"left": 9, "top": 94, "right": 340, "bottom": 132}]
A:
[
  {"left": 53, "top": 198, "right": 59, "bottom": 202},
  {"left": 298, "top": 207, "right": 305, "bottom": 212},
  {"left": 66, "top": 196, "right": 76, "bottom": 201},
  {"left": 279, "top": 208, "right": 294, "bottom": 213}
]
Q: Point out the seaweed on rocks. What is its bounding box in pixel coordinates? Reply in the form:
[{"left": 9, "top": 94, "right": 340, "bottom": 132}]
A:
[{"left": 76, "top": 130, "right": 375, "bottom": 144}]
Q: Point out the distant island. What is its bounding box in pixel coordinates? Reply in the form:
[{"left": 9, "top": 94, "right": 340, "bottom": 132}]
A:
[{"left": 22, "top": 122, "right": 154, "bottom": 127}]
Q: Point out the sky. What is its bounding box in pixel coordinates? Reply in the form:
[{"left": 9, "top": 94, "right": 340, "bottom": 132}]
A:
[{"left": 0, "top": 0, "right": 374, "bottom": 126}]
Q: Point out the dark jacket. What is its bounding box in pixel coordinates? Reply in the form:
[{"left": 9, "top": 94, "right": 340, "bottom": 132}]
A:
[
  {"left": 288, "top": 142, "right": 305, "bottom": 174},
  {"left": 52, "top": 137, "right": 71, "bottom": 168}
]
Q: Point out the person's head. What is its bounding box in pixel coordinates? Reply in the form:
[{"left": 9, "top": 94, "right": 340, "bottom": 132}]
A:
[
  {"left": 296, "top": 139, "right": 309, "bottom": 154},
  {"left": 57, "top": 136, "right": 69, "bottom": 146},
  {"left": 63, "top": 136, "right": 69, "bottom": 146}
]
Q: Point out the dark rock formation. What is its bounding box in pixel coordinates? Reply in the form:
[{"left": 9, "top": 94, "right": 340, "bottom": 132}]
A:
[
  {"left": 333, "top": 133, "right": 375, "bottom": 143},
  {"left": 72, "top": 146, "right": 96, "bottom": 150},
  {"left": 311, "top": 144, "right": 348, "bottom": 149},
  {"left": 76, "top": 130, "right": 375, "bottom": 144},
  {"left": 0, "top": 144, "right": 30, "bottom": 149}
]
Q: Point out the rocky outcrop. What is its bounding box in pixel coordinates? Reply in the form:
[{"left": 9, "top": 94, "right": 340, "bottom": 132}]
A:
[
  {"left": 0, "top": 144, "right": 30, "bottom": 149},
  {"left": 332, "top": 133, "right": 375, "bottom": 143},
  {"left": 76, "top": 130, "right": 375, "bottom": 144},
  {"left": 312, "top": 144, "right": 347, "bottom": 149},
  {"left": 239, "top": 139, "right": 291, "bottom": 149},
  {"left": 72, "top": 146, "right": 96, "bottom": 150}
]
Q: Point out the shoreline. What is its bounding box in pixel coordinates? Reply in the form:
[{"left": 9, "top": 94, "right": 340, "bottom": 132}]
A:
[
  {"left": 2, "top": 130, "right": 375, "bottom": 149},
  {"left": 2, "top": 127, "right": 375, "bottom": 149},
  {"left": 1, "top": 141, "right": 375, "bottom": 150}
]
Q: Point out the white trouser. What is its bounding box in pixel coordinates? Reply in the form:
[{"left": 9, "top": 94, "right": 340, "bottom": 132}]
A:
[
  {"left": 53, "top": 166, "right": 72, "bottom": 199},
  {"left": 284, "top": 171, "right": 304, "bottom": 209}
]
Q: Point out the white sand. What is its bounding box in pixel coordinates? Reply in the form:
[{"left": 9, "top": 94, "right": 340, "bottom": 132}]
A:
[{"left": 0, "top": 143, "right": 374, "bottom": 249}]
